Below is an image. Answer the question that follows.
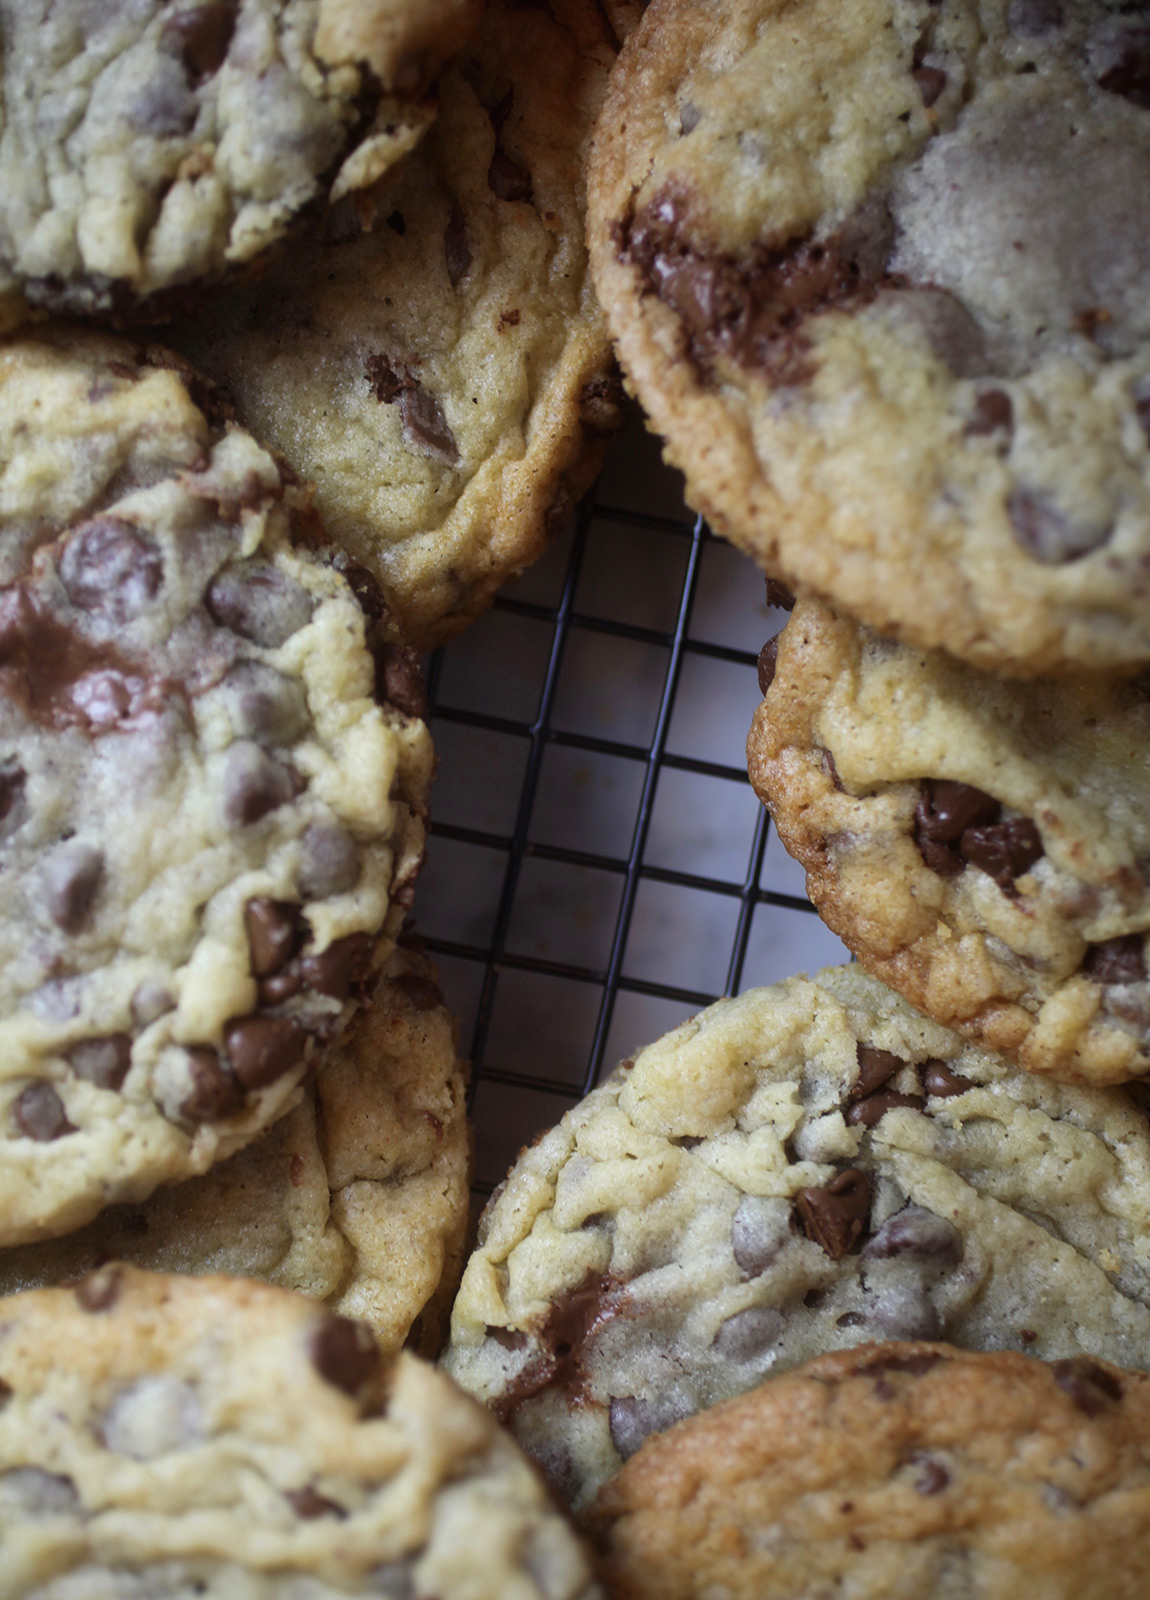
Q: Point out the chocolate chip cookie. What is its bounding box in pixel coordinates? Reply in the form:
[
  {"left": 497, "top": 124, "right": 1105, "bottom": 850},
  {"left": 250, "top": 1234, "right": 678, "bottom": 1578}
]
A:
[
  {"left": 0, "top": 327, "right": 431, "bottom": 1249},
  {"left": 443, "top": 966, "right": 1150, "bottom": 1510},
  {"left": 0, "top": 1267, "right": 602, "bottom": 1599},
  {"left": 0, "top": 0, "right": 484, "bottom": 323},
  {"left": 748, "top": 596, "right": 1150, "bottom": 1085},
  {"left": 592, "top": 1342, "right": 1150, "bottom": 1599},
  {"left": 0, "top": 945, "right": 468, "bottom": 1357},
  {"left": 589, "top": 0, "right": 1150, "bottom": 676},
  {"left": 172, "top": 0, "right": 622, "bottom": 648}
]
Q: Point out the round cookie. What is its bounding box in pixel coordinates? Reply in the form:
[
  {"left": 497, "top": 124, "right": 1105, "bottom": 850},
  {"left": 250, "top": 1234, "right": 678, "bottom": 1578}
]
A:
[
  {"left": 0, "top": 1267, "right": 602, "bottom": 1600},
  {"left": 171, "top": 0, "right": 622, "bottom": 648},
  {"left": 443, "top": 966, "right": 1150, "bottom": 1510},
  {"left": 592, "top": 1342, "right": 1150, "bottom": 1600},
  {"left": 748, "top": 596, "right": 1150, "bottom": 1086},
  {"left": 0, "top": 944, "right": 469, "bottom": 1358},
  {"left": 589, "top": 0, "right": 1150, "bottom": 677},
  {"left": 0, "top": 327, "right": 431, "bottom": 1249},
  {"left": 0, "top": 0, "right": 484, "bottom": 324}
]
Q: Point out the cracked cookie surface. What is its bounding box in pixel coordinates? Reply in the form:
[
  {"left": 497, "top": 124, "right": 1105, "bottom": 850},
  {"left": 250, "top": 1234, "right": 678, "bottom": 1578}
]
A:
[
  {"left": 0, "top": 1267, "right": 601, "bottom": 1600},
  {"left": 0, "top": 0, "right": 484, "bottom": 323},
  {"left": 748, "top": 596, "right": 1150, "bottom": 1085},
  {"left": 173, "top": 0, "right": 621, "bottom": 648},
  {"left": 443, "top": 967, "right": 1150, "bottom": 1509},
  {"left": 0, "top": 327, "right": 431, "bottom": 1249},
  {"left": 0, "top": 945, "right": 468, "bottom": 1357},
  {"left": 592, "top": 1342, "right": 1150, "bottom": 1600},
  {"left": 589, "top": 0, "right": 1150, "bottom": 675}
]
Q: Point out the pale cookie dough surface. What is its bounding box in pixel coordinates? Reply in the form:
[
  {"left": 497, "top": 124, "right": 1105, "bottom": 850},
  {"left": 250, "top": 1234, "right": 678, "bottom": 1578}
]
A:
[
  {"left": 0, "top": 327, "right": 432, "bottom": 1250},
  {"left": 443, "top": 967, "right": 1150, "bottom": 1510},
  {"left": 0, "top": 0, "right": 484, "bottom": 322},
  {"left": 589, "top": 0, "right": 1150, "bottom": 676},
  {"left": 593, "top": 1342, "right": 1150, "bottom": 1600},
  {"left": 0, "top": 1268, "right": 602, "bottom": 1600},
  {"left": 172, "top": 0, "right": 621, "bottom": 648},
  {"left": 0, "top": 945, "right": 469, "bottom": 1358},
  {"left": 748, "top": 597, "right": 1150, "bottom": 1085}
]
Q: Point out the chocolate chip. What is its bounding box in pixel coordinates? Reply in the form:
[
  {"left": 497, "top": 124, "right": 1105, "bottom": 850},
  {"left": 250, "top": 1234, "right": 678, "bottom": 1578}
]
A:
[
  {"left": 852, "top": 1044, "right": 905, "bottom": 1100},
  {"left": 74, "top": 1264, "right": 123, "bottom": 1312},
  {"left": 879, "top": 287, "right": 990, "bottom": 379},
  {"left": 43, "top": 842, "right": 104, "bottom": 933},
  {"left": 371, "top": 1562, "right": 416, "bottom": 1599},
  {"left": 222, "top": 742, "right": 296, "bottom": 826},
  {"left": 339, "top": 559, "right": 387, "bottom": 621},
  {"left": 293, "top": 824, "right": 359, "bottom": 902},
  {"left": 258, "top": 967, "right": 303, "bottom": 1006},
  {"left": 913, "top": 65, "right": 947, "bottom": 105},
  {"left": 0, "top": 762, "right": 25, "bottom": 838},
  {"left": 607, "top": 1394, "right": 690, "bottom": 1460},
  {"left": 765, "top": 578, "right": 796, "bottom": 611},
  {"left": 179, "top": 1048, "right": 244, "bottom": 1121},
  {"left": 1084, "top": 935, "right": 1147, "bottom": 985},
  {"left": 160, "top": 2, "right": 236, "bottom": 83},
  {"left": 365, "top": 357, "right": 459, "bottom": 465},
  {"left": 13, "top": 1082, "right": 74, "bottom": 1141},
  {"left": 711, "top": 1305, "right": 784, "bottom": 1361},
  {"left": 921, "top": 1060, "right": 975, "bottom": 1098},
  {"left": 731, "top": 1195, "right": 791, "bottom": 1276},
  {"left": 371, "top": 640, "right": 427, "bottom": 719},
  {"left": 1097, "top": 26, "right": 1150, "bottom": 108},
  {"left": 916, "top": 780, "right": 1000, "bottom": 844},
  {"left": 864, "top": 1206, "right": 962, "bottom": 1264},
  {"left": 59, "top": 519, "right": 162, "bottom": 622},
  {"left": 244, "top": 898, "right": 303, "bottom": 977},
  {"left": 68, "top": 1035, "right": 131, "bottom": 1091},
  {"left": 392, "top": 972, "right": 443, "bottom": 1011},
  {"left": 794, "top": 1168, "right": 871, "bottom": 1259},
  {"left": 870, "top": 1285, "right": 943, "bottom": 1340},
  {"left": 285, "top": 1485, "right": 347, "bottom": 1519},
  {"left": 225, "top": 662, "right": 309, "bottom": 746},
  {"left": 131, "top": 982, "right": 175, "bottom": 1027},
  {"left": 445, "top": 201, "right": 471, "bottom": 287},
  {"left": 310, "top": 1314, "right": 382, "bottom": 1399},
  {"left": 489, "top": 147, "right": 533, "bottom": 203},
  {"left": 845, "top": 1090, "right": 926, "bottom": 1127},
  {"left": 912, "top": 1455, "right": 951, "bottom": 1495},
  {"left": 126, "top": 61, "right": 198, "bottom": 137},
  {"left": 960, "top": 816, "right": 1044, "bottom": 892},
  {"left": 579, "top": 371, "right": 627, "bottom": 437},
  {"left": 1008, "top": 490, "right": 1111, "bottom": 564},
  {"left": 224, "top": 1015, "right": 306, "bottom": 1090},
  {"left": 206, "top": 562, "right": 315, "bottom": 648},
  {"left": 757, "top": 636, "right": 780, "bottom": 695},
  {"left": 0, "top": 1468, "right": 79, "bottom": 1513},
  {"left": 1052, "top": 1357, "right": 1123, "bottom": 1416},
  {"left": 966, "top": 388, "right": 1013, "bottom": 438},
  {"left": 300, "top": 933, "right": 374, "bottom": 1000}
]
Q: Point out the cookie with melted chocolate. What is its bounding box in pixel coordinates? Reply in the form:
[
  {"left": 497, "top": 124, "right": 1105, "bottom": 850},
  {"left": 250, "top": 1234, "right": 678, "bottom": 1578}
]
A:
[
  {"left": 0, "top": 1267, "right": 601, "bottom": 1599},
  {"left": 748, "top": 597, "right": 1150, "bottom": 1085},
  {"left": 589, "top": 0, "right": 1150, "bottom": 676},
  {"left": 0, "top": 0, "right": 484, "bottom": 324},
  {"left": 593, "top": 1343, "right": 1150, "bottom": 1600},
  {"left": 443, "top": 966, "right": 1150, "bottom": 1510},
  {"left": 0, "top": 327, "right": 431, "bottom": 1248},
  {"left": 170, "top": 0, "right": 621, "bottom": 649}
]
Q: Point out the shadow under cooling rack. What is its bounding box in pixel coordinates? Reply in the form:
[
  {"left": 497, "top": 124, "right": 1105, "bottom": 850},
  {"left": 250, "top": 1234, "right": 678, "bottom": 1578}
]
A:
[{"left": 417, "top": 414, "right": 849, "bottom": 1190}]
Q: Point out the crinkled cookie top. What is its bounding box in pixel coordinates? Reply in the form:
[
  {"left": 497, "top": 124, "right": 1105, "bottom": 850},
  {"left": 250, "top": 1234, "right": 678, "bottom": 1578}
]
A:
[
  {"left": 0, "top": 1267, "right": 601, "bottom": 1600},
  {"left": 0, "top": 327, "right": 431, "bottom": 1249},
  {"left": 444, "top": 966, "right": 1150, "bottom": 1507}
]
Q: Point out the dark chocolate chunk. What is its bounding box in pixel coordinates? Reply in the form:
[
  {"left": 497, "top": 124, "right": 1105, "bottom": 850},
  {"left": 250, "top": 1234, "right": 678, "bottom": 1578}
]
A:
[
  {"left": 757, "top": 636, "right": 780, "bottom": 695},
  {"left": 912, "top": 1455, "right": 951, "bottom": 1495},
  {"left": 206, "top": 561, "right": 314, "bottom": 648},
  {"left": 1008, "top": 490, "right": 1111, "bottom": 564},
  {"left": 43, "top": 842, "right": 104, "bottom": 933},
  {"left": 863, "top": 1205, "right": 962, "bottom": 1264},
  {"left": 489, "top": 147, "right": 533, "bottom": 203},
  {"left": 372, "top": 641, "right": 427, "bottom": 719},
  {"left": 179, "top": 1048, "right": 244, "bottom": 1122},
  {"left": 966, "top": 388, "right": 1014, "bottom": 438},
  {"left": 1084, "top": 935, "right": 1147, "bottom": 986},
  {"left": 960, "top": 817, "right": 1044, "bottom": 891},
  {"left": 222, "top": 742, "right": 296, "bottom": 826},
  {"left": 1051, "top": 1357, "right": 1123, "bottom": 1416},
  {"left": 224, "top": 1015, "right": 306, "bottom": 1090},
  {"left": 300, "top": 933, "right": 374, "bottom": 1000},
  {"left": 921, "top": 1059, "right": 975, "bottom": 1098},
  {"left": 244, "top": 898, "right": 302, "bottom": 977},
  {"left": 310, "top": 1314, "right": 382, "bottom": 1399},
  {"left": 160, "top": 3, "right": 236, "bottom": 83},
  {"left": 74, "top": 1264, "right": 123, "bottom": 1312},
  {"left": 13, "top": 1082, "right": 74, "bottom": 1141},
  {"left": 845, "top": 1090, "right": 926, "bottom": 1127},
  {"left": 1097, "top": 26, "right": 1150, "bottom": 108},
  {"left": 444, "top": 201, "right": 471, "bottom": 287},
  {"left": 852, "top": 1044, "right": 905, "bottom": 1100},
  {"left": 913, "top": 65, "right": 947, "bottom": 105},
  {"left": 285, "top": 1484, "right": 347, "bottom": 1519},
  {"left": 711, "top": 1304, "right": 784, "bottom": 1362},
  {"left": 59, "top": 519, "right": 162, "bottom": 622},
  {"left": 765, "top": 578, "right": 796, "bottom": 611},
  {"left": 794, "top": 1168, "right": 871, "bottom": 1259},
  {"left": 68, "top": 1034, "right": 131, "bottom": 1091}
]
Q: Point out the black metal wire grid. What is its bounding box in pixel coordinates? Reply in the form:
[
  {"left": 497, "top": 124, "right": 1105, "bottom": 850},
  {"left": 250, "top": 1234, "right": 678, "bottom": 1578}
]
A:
[{"left": 417, "top": 419, "right": 847, "bottom": 1191}]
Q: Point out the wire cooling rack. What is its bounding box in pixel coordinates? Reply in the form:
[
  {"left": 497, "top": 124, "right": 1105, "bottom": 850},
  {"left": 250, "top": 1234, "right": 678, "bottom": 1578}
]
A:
[{"left": 418, "top": 412, "right": 849, "bottom": 1192}]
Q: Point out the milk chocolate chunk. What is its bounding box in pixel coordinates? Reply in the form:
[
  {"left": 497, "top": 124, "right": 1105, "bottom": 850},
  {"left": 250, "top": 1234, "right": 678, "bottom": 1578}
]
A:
[
  {"left": 43, "top": 841, "right": 104, "bottom": 932},
  {"left": 299, "top": 932, "right": 374, "bottom": 1000},
  {"left": 222, "top": 741, "right": 296, "bottom": 826},
  {"left": 921, "top": 1059, "right": 975, "bottom": 1098},
  {"left": 179, "top": 1048, "right": 243, "bottom": 1122},
  {"left": 59, "top": 519, "right": 162, "bottom": 622},
  {"left": 244, "top": 897, "right": 302, "bottom": 977},
  {"left": 13, "top": 1082, "right": 74, "bottom": 1141},
  {"left": 1008, "top": 490, "right": 1111, "bottom": 564},
  {"left": 1052, "top": 1357, "right": 1123, "bottom": 1416},
  {"left": 160, "top": 3, "right": 237, "bottom": 84},
  {"left": 960, "top": 816, "right": 1044, "bottom": 891},
  {"left": 224, "top": 1015, "right": 306, "bottom": 1090},
  {"left": 1084, "top": 935, "right": 1147, "bottom": 985},
  {"left": 852, "top": 1044, "right": 905, "bottom": 1099},
  {"left": 68, "top": 1034, "right": 131, "bottom": 1091},
  {"left": 845, "top": 1089, "right": 926, "bottom": 1127},
  {"left": 794, "top": 1168, "right": 871, "bottom": 1259},
  {"left": 206, "top": 562, "right": 315, "bottom": 649},
  {"left": 310, "top": 1314, "right": 382, "bottom": 1399}
]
